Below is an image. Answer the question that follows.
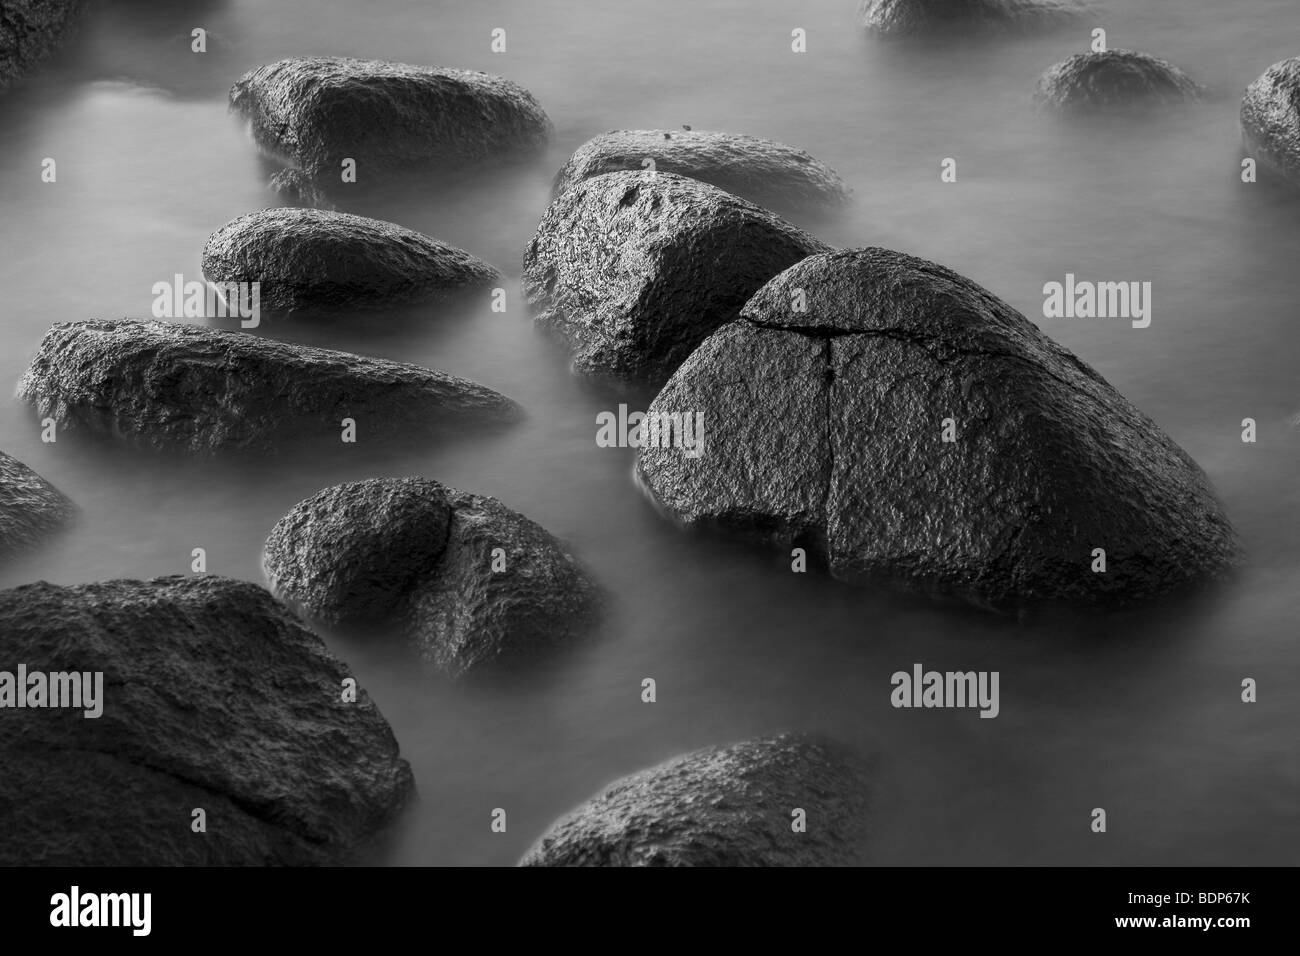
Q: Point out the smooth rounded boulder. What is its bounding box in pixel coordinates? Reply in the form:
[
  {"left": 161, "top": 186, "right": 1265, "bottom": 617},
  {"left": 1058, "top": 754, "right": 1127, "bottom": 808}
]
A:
[
  {"left": 1035, "top": 51, "right": 1202, "bottom": 113},
  {"left": 519, "top": 734, "right": 873, "bottom": 866},
  {"left": 857, "top": 0, "right": 1085, "bottom": 37},
  {"left": 1241, "top": 57, "right": 1300, "bottom": 189},
  {"left": 229, "top": 56, "right": 552, "bottom": 185},
  {"left": 201, "top": 207, "right": 499, "bottom": 315},
  {"left": 17, "top": 320, "right": 520, "bottom": 456},
  {"left": 636, "top": 248, "right": 1238, "bottom": 612},
  {"left": 263, "top": 478, "right": 599, "bottom": 680},
  {"left": 0, "top": 451, "right": 75, "bottom": 559},
  {"left": 523, "top": 171, "right": 830, "bottom": 389},
  {"left": 551, "top": 129, "right": 850, "bottom": 215},
  {"left": 0, "top": 0, "right": 84, "bottom": 93},
  {"left": 0, "top": 575, "right": 415, "bottom": 865}
]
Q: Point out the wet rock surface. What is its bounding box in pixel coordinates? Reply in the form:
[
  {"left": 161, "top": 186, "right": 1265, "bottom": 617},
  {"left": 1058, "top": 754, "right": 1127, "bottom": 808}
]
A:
[
  {"left": 520, "top": 734, "right": 873, "bottom": 866},
  {"left": 263, "top": 477, "right": 600, "bottom": 679},
  {"left": 636, "top": 247, "right": 1238, "bottom": 611},
  {"left": 17, "top": 319, "right": 520, "bottom": 456},
  {"left": 0, "top": 575, "right": 416, "bottom": 865}
]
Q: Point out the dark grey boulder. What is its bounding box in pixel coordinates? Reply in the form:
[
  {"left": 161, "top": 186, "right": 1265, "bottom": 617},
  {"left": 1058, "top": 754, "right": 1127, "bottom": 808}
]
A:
[
  {"left": 857, "top": 0, "right": 1085, "bottom": 37},
  {"left": 1241, "top": 57, "right": 1300, "bottom": 189},
  {"left": 1035, "top": 51, "right": 1202, "bottom": 113},
  {"left": 0, "top": 0, "right": 84, "bottom": 93},
  {"left": 636, "top": 248, "right": 1238, "bottom": 612},
  {"left": 523, "top": 171, "right": 830, "bottom": 390},
  {"left": 0, "top": 451, "right": 75, "bottom": 558},
  {"left": 201, "top": 207, "right": 498, "bottom": 315},
  {"left": 17, "top": 319, "right": 520, "bottom": 456},
  {"left": 0, "top": 575, "right": 415, "bottom": 865},
  {"left": 551, "top": 129, "right": 850, "bottom": 215},
  {"left": 229, "top": 56, "right": 552, "bottom": 186},
  {"left": 263, "top": 477, "right": 599, "bottom": 680},
  {"left": 519, "top": 734, "right": 873, "bottom": 866}
]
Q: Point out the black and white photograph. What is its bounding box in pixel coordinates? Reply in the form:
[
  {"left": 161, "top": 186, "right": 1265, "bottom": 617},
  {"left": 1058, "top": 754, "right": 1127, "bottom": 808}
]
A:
[{"left": 0, "top": 0, "right": 1292, "bottom": 936}]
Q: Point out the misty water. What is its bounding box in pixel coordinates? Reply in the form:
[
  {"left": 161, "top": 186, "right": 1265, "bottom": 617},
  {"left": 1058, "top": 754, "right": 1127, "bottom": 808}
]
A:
[{"left": 1, "top": 0, "right": 1297, "bottom": 865}]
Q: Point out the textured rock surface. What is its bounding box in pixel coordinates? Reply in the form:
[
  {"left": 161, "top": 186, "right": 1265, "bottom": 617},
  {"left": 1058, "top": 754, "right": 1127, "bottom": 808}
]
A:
[
  {"left": 201, "top": 207, "right": 498, "bottom": 315},
  {"left": 264, "top": 478, "right": 599, "bottom": 679},
  {"left": 519, "top": 734, "right": 873, "bottom": 866},
  {"left": 1035, "top": 50, "right": 1202, "bottom": 112},
  {"left": 0, "top": 0, "right": 84, "bottom": 93},
  {"left": 0, "top": 575, "right": 415, "bottom": 865},
  {"left": 229, "top": 56, "right": 552, "bottom": 184},
  {"left": 637, "top": 247, "right": 1238, "bottom": 611},
  {"left": 0, "top": 450, "right": 75, "bottom": 558},
  {"left": 17, "top": 319, "right": 520, "bottom": 456},
  {"left": 857, "top": 0, "right": 1085, "bottom": 37},
  {"left": 1241, "top": 57, "right": 1300, "bottom": 189},
  {"left": 523, "top": 171, "right": 830, "bottom": 389},
  {"left": 551, "top": 129, "right": 850, "bottom": 215}
]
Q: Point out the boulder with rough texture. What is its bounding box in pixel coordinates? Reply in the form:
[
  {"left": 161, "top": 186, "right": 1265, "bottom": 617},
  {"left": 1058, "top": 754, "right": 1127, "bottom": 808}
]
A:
[
  {"left": 263, "top": 477, "right": 599, "bottom": 679},
  {"left": 551, "top": 129, "right": 850, "bottom": 214},
  {"left": 0, "top": 0, "right": 84, "bottom": 93},
  {"left": 636, "top": 247, "right": 1238, "bottom": 611},
  {"left": 520, "top": 734, "right": 873, "bottom": 866},
  {"left": 1241, "top": 57, "right": 1300, "bottom": 189},
  {"left": 229, "top": 56, "right": 552, "bottom": 185},
  {"left": 201, "top": 208, "right": 498, "bottom": 315},
  {"left": 0, "top": 450, "right": 75, "bottom": 558},
  {"left": 523, "top": 171, "right": 830, "bottom": 389},
  {"left": 857, "top": 0, "right": 1085, "bottom": 37},
  {"left": 267, "top": 168, "right": 336, "bottom": 210},
  {"left": 1035, "top": 50, "right": 1202, "bottom": 113},
  {"left": 0, "top": 575, "right": 415, "bottom": 865},
  {"left": 17, "top": 319, "right": 520, "bottom": 456}
]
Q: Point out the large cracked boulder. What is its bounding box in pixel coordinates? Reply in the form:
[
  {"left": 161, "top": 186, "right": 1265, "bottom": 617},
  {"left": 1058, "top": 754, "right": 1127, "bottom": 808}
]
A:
[
  {"left": 551, "top": 129, "right": 850, "bottom": 216},
  {"left": 523, "top": 171, "right": 830, "bottom": 390},
  {"left": 1035, "top": 50, "right": 1202, "bottom": 113},
  {"left": 263, "top": 477, "right": 599, "bottom": 680},
  {"left": 201, "top": 207, "right": 499, "bottom": 316},
  {"left": 520, "top": 734, "right": 873, "bottom": 867},
  {"left": 0, "top": 0, "right": 85, "bottom": 93},
  {"left": 17, "top": 319, "right": 520, "bottom": 456},
  {"left": 1241, "top": 57, "right": 1300, "bottom": 189},
  {"left": 857, "top": 0, "right": 1085, "bottom": 37},
  {"left": 0, "top": 450, "right": 75, "bottom": 559},
  {"left": 0, "top": 575, "right": 415, "bottom": 865},
  {"left": 229, "top": 56, "right": 552, "bottom": 187},
  {"left": 636, "top": 248, "right": 1238, "bottom": 611}
]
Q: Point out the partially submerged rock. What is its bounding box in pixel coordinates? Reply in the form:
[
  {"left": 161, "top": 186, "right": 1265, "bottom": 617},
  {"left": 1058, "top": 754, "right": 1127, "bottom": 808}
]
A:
[
  {"left": 1035, "top": 50, "right": 1203, "bottom": 113},
  {"left": 0, "top": 575, "right": 415, "bottom": 865},
  {"left": 263, "top": 477, "right": 599, "bottom": 679},
  {"left": 229, "top": 56, "right": 552, "bottom": 186},
  {"left": 1241, "top": 57, "right": 1300, "bottom": 189},
  {"left": 551, "top": 129, "right": 850, "bottom": 214},
  {"left": 0, "top": 0, "right": 85, "bottom": 93},
  {"left": 857, "top": 0, "right": 1085, "bottom": 37},
  {"left": 520, "top": 734, "right": 873, "bottom": 866},
  {"left": 0, "top": 451, "right": 75, "bottom": 559},
  {"left": 17, "top": 319, "right": 520, "bottom": 456},
  {"left": 523, "top": 171, "right": 830, "bottom": 389},
  {"left": 636, "top": 248, "right": 1237, "bottom": 611},
  {"left": 201, "top": 207, "right": 499, "bottom": 315}
]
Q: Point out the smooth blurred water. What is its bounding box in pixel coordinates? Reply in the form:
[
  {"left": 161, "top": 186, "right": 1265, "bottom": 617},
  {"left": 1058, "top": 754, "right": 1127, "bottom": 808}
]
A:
[{"left": 0, "top": 0, "right": 1296, "bottom": 865}]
